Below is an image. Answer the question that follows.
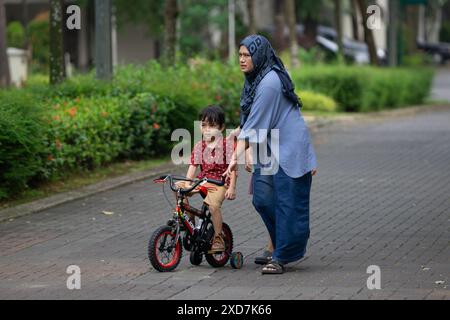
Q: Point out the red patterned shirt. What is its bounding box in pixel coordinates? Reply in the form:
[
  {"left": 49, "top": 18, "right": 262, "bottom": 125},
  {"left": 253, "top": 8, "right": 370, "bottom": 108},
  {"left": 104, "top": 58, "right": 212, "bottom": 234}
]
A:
[{"left": 190, "top": 137, "right": 235, "bottom": 186}]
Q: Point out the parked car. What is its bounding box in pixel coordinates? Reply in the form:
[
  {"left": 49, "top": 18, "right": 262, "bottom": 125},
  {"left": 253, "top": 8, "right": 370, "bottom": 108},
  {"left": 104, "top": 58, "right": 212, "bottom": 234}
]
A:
[
  {"left": 417, "top": 40, "right": 450, "bottom": 65},
  {"left": 261, "top": 24, "right": 387, "bottom": 65},
  {"left": 315, "top": 25, "right": 387, "bottom": 65}
]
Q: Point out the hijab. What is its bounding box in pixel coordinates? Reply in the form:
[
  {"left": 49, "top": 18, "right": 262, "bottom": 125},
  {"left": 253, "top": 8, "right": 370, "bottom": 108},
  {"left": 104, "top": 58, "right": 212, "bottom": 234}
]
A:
[{"left": 239, "top": 35, "right": 301, "bottom": 127}]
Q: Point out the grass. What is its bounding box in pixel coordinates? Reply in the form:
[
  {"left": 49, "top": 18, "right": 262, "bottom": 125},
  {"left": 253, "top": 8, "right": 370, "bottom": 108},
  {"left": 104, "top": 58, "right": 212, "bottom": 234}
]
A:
[{"left": 0, "top": 157, "right": 171, "bottom": 210}]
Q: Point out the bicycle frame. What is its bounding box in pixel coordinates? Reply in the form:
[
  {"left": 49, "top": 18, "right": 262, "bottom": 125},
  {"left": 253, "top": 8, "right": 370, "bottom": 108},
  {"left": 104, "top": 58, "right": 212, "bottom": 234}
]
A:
[{"left": 154, "top": 174, "right": 224, "bottom": 252}]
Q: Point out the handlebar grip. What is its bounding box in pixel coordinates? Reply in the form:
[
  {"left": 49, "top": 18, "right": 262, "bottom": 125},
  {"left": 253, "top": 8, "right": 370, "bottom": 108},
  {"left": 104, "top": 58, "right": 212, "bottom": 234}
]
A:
[{"left": 206, "top": 178, "right": 225, "bottom": 186}]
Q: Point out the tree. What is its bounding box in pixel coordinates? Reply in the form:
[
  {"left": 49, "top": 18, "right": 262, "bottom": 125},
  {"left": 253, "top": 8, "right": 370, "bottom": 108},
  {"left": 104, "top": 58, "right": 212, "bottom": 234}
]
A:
[
  {"left": 164, "top": 0, "right": 179, "bottom": 65},
  {"left": 405, "top": 4, "right": 420, "bottom": 55},
  {"left": 49, "top": 0, "right": 65, "bottom": 85},
  {"left": 273, "top": 0, "right": 286, "bottom": 51},
  {"left": 296, "top": 0, "right": 326, "bottom": 49},
  {"left": 354, "top": 0, "right": 379, "bottom": 65},
  {"left": 0, "top": 0, "right": 10, "bottom": 88},
  {"left": 284, "top": 0, "right": 299, "bottom": 68},
  {"left": 333, "top": 0, "right": 344, "bottom": 58},
  {"left": 95, "top": 0, "right": 113, "bottom": 80},
  {"left": 228, "top": 0, "right": 235, "bottom": 63},
  {"left": 246, "top": 0, "right": 256, "bottom": 34}
]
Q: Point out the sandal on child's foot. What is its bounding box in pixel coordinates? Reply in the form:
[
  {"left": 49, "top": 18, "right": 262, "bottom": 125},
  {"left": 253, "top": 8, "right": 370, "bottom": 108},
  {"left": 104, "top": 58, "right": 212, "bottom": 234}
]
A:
[
  {"left": 208, "top": 235, "right": 225, "bottom": 253},
  {"left": 261, "top": 260, "right": 285, "bottom": 275},
  {"left": 254, "top": 250, "right": 272, "bottom": 265}
]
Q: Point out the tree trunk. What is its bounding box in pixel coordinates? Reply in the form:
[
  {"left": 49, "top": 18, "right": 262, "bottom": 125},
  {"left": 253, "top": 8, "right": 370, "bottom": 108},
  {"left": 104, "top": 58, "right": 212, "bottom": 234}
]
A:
[
  {"left": 350, "top": 0, "right": 360, "bottom": 41},
  {"left": 355, "top": 0, "right": 379, "bottom": 65},
  {"left": 0, "top": 0, "right": 10, "bottom": 88},
  {"left": 333, "top": 0, "right": 343, "bottom": 57},
  {"left": 164, "top": 0, "right": 178, "bottom": 66},
  {"left": 405, "top": 5, "right": 419, "bottom": 55},
  {"left": 228, "top": 0, "right": 236, "bottom": 63},
  {"left": 284, "top": 0, "right": 299, "bottom": 68},
  {"left": 303, "top": 14, "right": 318, "bottom": 49},
  {"left": 274, "top": 0, "right": 286, "bottom": 51},
  {"left": 246, "top": 0, "right": 256, "bottom": 34},
  {"left": 49, "top": 0, "right": 65, "bottom": 85},
  {"left": 95, "top": 0, "right": 113, "bottom": 80}
]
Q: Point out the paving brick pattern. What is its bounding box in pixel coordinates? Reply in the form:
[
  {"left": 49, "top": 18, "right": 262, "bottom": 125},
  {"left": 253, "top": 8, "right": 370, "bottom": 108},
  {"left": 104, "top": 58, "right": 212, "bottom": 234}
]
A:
[{"left": 0, "top": 110, "right": 449, "bottom": 300}]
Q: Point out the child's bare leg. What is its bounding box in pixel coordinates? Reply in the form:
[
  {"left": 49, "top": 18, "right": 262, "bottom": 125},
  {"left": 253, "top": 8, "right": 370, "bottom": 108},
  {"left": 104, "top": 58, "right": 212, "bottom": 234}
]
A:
[{"left": 209, "top": 205, "right": 223, "bottom": 236}]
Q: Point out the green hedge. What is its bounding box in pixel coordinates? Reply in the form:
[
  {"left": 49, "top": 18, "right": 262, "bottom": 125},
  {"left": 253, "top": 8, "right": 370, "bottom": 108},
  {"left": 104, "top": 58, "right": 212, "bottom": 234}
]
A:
[
  {"left": 293, "top": 66, "right": 434, "bottom": 112},
  {"left": 0, "top": 91, "right": 48, "bottom": 198},
  {"left": 298, "top": 90, "right": 338, "bottom": 112},
  {"left": 0, "top": 91, "right": 197, "bottom": 199}
]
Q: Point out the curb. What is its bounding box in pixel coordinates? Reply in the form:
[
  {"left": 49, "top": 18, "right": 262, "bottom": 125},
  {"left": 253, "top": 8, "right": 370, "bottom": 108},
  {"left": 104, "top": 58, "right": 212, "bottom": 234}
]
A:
[{"left": 1, "top": 104, "right": 449, "bottom": 223}]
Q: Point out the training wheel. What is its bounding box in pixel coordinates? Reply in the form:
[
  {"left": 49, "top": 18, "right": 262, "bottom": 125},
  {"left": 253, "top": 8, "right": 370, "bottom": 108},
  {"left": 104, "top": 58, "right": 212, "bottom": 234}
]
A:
[{"left": 230, "top": 252, "right": 244, "bottom": 269}]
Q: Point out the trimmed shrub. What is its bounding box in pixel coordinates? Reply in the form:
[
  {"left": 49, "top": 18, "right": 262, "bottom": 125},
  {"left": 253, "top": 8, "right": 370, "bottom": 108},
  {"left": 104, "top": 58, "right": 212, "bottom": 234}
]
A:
[
  {"left": 0, "top": 91, "right": 48, "bottom": 199},
  {"left": 298, "top": 90, "right": 338, "bottom": 112},
  {"left": 44, "top": 96, "right": 129, "bottom": 175},
  {"left": 7, "top": 21, "right": 26, "bottom": 49},
  {"left": 294, "top": 65, "right": 434, "bottom": 112},
  {"left": 120, "top": 92, "right": 198, "bottom": 159}
]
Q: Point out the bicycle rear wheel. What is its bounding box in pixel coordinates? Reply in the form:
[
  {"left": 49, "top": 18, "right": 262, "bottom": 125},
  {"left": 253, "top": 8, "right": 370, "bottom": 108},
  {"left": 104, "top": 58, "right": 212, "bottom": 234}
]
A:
[
  {"left": 205, "top": 223, "right": 233, "bottom": 268},
  {"left": 148, "top": 226, "right": 182, "bottom": 272}
]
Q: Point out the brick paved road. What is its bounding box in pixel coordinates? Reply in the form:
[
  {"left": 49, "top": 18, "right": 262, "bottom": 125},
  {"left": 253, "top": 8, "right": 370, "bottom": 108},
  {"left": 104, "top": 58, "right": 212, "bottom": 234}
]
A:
[{"left": 0, "top": 109, "right": 449, "bottom": 300}]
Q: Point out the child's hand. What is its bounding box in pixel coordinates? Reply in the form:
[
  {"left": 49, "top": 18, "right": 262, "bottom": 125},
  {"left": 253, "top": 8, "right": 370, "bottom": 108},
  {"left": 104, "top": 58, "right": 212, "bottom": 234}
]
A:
[{"left": 225, "top": 187, "right": 236, "bottom": 200}]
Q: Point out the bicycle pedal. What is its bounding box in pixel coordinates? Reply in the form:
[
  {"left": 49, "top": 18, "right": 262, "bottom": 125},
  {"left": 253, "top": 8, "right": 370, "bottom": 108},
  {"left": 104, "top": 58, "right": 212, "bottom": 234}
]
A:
[{"left": 207, "top": 249, "right": 225, "bottom": 254}]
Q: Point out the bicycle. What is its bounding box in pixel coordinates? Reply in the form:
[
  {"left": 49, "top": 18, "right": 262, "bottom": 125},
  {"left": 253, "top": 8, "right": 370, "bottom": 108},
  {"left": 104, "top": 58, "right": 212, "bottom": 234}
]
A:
[{"left": 148, "top": 174, "right": 244, "bottom": 272}]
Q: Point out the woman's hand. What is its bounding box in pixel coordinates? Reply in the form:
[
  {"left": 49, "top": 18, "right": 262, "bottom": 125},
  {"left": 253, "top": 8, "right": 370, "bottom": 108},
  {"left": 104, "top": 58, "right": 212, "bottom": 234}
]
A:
[
  {"left": 245, "top": 147, "right": 253, "bottom": 173},
  {"left": 312, "top": 168, "right": 318, "bottom": 176},
  {"left": 225, "top": 187, "right": 236, "bottom": 200},
  {"left": 227, "top": 127, "right": 241, "bottom": 140}
]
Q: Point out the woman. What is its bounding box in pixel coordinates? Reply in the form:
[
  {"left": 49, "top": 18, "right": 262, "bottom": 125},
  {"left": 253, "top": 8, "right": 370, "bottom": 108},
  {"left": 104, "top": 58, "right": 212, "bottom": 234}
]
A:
[{"left": 224, "top": 35, "right": 317, "bottom": 274}]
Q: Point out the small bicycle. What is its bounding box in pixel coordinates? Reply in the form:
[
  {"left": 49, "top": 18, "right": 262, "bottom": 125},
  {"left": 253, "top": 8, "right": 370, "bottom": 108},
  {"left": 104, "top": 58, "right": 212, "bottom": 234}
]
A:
[{"left": 148, "top": 174, "right": 243, "bottom": 272}]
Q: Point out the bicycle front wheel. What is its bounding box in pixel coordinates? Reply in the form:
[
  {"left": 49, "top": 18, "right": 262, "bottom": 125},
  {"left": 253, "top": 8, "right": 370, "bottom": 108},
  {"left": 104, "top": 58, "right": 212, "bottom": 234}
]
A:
[{"left": 148, "top": 225, "right": 182, "bottom": 272}]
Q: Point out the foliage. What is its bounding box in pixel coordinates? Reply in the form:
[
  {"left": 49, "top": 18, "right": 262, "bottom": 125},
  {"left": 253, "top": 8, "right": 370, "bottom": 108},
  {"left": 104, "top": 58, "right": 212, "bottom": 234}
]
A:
[
  {"left": 27, "top": 18, "right": 50, "bottom": 72},
  {"left": 298, "top": 90, "right": 338, "bottom": 112},
  {"left": 6, "top": 21, "right": 26, "bottom": 49},
  {"left": 294, "top": 65, "right": 434, "bottom": 112},
  {"left": 0, "top": 91, "right": 48, "bottom": 199}
]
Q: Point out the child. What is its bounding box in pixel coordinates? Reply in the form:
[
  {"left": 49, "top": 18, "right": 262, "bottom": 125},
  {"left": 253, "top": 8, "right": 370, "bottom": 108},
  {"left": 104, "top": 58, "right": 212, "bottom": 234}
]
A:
[{"left": 180, "top": 105, "right": 237, "bottom": 253}]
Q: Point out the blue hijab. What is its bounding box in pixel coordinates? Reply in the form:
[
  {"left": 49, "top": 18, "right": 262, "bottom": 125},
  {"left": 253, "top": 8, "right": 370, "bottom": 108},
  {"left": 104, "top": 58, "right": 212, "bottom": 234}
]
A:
[{"left": 239, "top": 35, "right": 301, "bottom": 127}]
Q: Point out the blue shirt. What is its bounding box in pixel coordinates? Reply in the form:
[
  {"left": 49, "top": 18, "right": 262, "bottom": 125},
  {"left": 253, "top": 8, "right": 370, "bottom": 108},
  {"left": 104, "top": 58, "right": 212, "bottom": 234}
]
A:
[{"left": 238, "top": 70, "right": 317, "bottom": 178}]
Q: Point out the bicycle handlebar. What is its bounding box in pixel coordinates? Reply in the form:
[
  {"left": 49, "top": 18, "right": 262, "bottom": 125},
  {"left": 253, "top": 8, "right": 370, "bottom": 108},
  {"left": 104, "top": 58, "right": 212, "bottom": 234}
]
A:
[{"left": 156, "top": 174, "right": 225, "bottom": 194}]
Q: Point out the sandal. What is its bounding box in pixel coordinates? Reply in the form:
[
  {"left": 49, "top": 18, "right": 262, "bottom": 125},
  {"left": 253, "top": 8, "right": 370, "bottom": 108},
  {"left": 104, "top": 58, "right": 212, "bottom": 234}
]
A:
[
  {"left": 208, "top": 235, "right": 225, "bottom": 253},
  {"left": 261, "top": 260, "right": 285, "bottom": 275},
  {"left": 254, "top": 250, "right": 272, "bottom": 265}
]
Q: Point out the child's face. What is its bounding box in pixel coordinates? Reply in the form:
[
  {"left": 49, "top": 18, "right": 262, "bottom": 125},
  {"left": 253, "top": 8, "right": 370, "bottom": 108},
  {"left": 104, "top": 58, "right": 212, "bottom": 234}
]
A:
[{"left": 201, "top": 120, "right": 223, "bottom": 142}]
